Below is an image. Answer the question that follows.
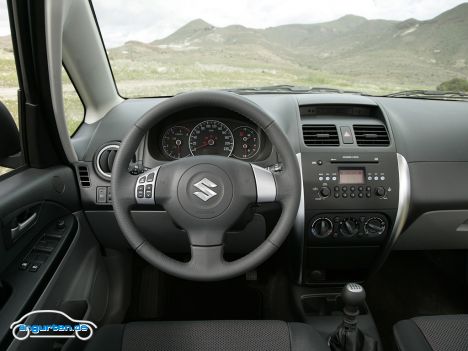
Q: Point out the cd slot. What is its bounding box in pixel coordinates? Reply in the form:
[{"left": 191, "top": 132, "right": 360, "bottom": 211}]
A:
[{"left": 330, "top": 159, "right": 379, "bottom": 164}]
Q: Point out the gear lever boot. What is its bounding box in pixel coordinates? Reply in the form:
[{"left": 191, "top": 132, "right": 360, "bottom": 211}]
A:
[{"left": 329, "top": 283, "right": 378, "bottom": 351}]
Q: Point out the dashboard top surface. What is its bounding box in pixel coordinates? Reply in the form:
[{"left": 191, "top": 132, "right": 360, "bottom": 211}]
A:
[{"left": 73, "top": 93, "right": 468, "bottom": 164}]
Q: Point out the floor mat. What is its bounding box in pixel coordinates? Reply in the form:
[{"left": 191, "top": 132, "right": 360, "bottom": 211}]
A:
[
  {"left": 126, "top": 258, "right": 264, "bottom": 321},
  {"left": 365, "top": 251, "right": 468, "bottom": 351}
]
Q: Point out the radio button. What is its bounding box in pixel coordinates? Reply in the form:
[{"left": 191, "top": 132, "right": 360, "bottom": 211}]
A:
[
  {"left": 320, "top": 187, "right": 331, "bottom": 198},
  {"left": 375, "top": 186, "right": 386, "bottom": 197}
]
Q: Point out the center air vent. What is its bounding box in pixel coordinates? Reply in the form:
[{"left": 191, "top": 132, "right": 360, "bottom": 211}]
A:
[
  {"left": 302, "top": 125, "right": 339, "bottom": 146},
  {"left": 353, "top": 125, "right": 390, "bottom": 146},
  {"left": 95, "top": 144, "right": 119, "bottom": 179}
]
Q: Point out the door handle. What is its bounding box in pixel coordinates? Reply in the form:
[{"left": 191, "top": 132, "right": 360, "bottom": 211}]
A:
[{"left": 11, "top": 212, "right": 37, "bottom": 240}]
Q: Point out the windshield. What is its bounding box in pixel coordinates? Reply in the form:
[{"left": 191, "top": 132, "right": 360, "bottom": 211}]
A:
[{"left": 92, "top": 0, "right": 468, "bottom": 98}]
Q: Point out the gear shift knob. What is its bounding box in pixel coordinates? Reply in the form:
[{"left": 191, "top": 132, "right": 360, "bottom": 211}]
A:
[
  {"left": 342, "top": 283, "right": 366, "bottom": 309},
  {"left": 330, "top": 283, "right": 377, "bottom": 351}
]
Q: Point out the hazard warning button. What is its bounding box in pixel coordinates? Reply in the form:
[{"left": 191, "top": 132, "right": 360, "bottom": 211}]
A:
[{"left": 340, "top": 126, "right": 354, "bottom": 144}]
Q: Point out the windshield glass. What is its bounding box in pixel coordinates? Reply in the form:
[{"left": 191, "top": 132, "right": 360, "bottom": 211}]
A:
[{"left": 92, "top": 0, "right": 468, "bottom": 97}]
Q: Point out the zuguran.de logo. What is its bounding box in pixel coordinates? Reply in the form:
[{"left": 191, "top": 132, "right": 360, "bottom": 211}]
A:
[{"left": 10, "top": 310, "right": 97, "bottom": 341}]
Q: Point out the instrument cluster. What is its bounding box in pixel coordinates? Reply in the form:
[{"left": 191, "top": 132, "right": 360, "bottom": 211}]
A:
[{"left": 148, "top": 113, "right": 271, "bottom": 162}]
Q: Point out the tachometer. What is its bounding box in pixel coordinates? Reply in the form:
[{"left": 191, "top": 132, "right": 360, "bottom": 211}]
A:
[
  {"left": 162, "top": 126, "right": 191, "bottom": 159},
  {"left": 189, "top": 120, "right": 234, "bottom": 157},
  {"left": 232, "top": 126, "right": 260, "bottom": 159}
]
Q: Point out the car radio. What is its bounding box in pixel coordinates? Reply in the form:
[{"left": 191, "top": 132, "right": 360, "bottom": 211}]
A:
[{"left": 301, "top": 152, "right": 399, "bottom": 211}]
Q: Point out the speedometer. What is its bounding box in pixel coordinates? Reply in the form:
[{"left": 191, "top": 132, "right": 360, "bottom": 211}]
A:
[{"left": 189, "top": 120, "right": 234, "bottom": 157}]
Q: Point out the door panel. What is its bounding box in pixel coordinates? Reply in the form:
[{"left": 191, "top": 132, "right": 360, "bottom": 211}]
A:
[
  {"left": 0, "top": 167, "right": 79, "bottom": 271},
  {"left": 0, "top": 166, "right": 81, "bottom": 349}
]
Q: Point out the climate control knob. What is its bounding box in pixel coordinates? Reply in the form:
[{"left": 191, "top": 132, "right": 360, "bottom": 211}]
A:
[
  {"left": 339, "top": 218, "right": 360, "bottom": 237},
  {"left": 364, "top": 217, "right": 386, "bottom": 236},
  {"left": 311, "top": 218, "right": 333, "bottom": 238}
]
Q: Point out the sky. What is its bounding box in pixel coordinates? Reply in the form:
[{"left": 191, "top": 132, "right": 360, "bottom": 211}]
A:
[{"left": 1, "top": 0, "right": 467, "bottom": 47}]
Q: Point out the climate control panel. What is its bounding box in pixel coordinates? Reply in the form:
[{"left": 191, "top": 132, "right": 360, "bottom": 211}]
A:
[{"left": 308, "top": 213, "right": 389, "bottom": 245}]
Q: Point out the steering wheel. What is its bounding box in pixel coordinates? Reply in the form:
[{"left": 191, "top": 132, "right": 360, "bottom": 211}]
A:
[{"left": 111, "top": 91, "right": 301, "bottom": 281}]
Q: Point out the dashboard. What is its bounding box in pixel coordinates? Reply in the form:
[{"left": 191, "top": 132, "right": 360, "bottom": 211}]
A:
[
  {"left": 147, "top": 107, "right": 272, "bottom": 162},
  {"left": 72, "top": 92, "right": 468, "bottom": 285}
]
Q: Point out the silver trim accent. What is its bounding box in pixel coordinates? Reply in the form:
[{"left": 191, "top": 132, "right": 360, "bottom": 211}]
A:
[
  {"left": 388, "top": 153, "right": 411, "bottom": 247},
  {"left": 135, "top": 167, "right": 160, "bottom": 205},
  {"left": 95, "top": 144, "right": 120, "bottom": 179},
  {"left": 369, "top": 153, "right": 411, "bottom": 276},
  {"left": 294, "top": 153, "right": 305, "bottom": 283},
  {"left": 251, "top": 164, "right": 277, "bottom": 202}
]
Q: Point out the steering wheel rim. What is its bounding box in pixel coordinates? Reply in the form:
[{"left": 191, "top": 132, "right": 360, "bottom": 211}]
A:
[{"left": 111, "top": 91, "right": 301, "bottom": 281}]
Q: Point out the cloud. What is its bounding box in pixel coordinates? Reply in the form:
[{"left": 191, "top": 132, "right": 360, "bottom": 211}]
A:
[
  {"left": 1, "top": 0, "right": 466, "bottom": 46},
  {"left": 0, "top": 2, "right": 11, "bottom": 36},
  {"left": 92, "top": 0, "right": 467, "bottom": 47}
]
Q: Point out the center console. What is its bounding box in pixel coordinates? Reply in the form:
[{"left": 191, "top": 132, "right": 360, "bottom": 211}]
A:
[{"left": 293, "top": 103, "right": 410, "bottom": 285}]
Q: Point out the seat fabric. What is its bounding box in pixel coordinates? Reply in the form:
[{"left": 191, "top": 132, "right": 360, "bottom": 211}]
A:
[
  {"left": 394, "top": 315, "right": 468, "bottom": 351},
  {"left": 85, "top": 320, "right": 330, "bottom": 351}
]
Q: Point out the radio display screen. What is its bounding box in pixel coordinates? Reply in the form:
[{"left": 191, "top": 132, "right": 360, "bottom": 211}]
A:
[{"left": 339, "top": 168, "right": 365, "bottom": 184}]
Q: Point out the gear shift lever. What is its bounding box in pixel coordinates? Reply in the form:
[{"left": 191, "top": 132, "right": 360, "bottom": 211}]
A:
[
  {"left": 342, "top": 283, "right": 365, "bottom": 325},
  {"left": 329, "top": 283, "right": 377, "bottom": 351}
]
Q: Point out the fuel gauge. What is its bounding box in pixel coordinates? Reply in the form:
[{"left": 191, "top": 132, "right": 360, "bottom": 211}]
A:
[{"left": 233, "top": 126, "right": 260, "bottom": 159}]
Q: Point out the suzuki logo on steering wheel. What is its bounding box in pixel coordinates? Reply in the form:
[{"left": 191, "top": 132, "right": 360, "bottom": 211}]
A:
[{"left": 193, "top": 178, "right": 218, "bottom": 201}]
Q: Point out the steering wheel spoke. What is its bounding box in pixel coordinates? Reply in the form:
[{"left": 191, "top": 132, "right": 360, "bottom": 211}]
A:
[
  {"left": 251, "top": 164, "right": 277, "bottom": 203},
  {"left": 189, "top": 245, "right": 225, "bottom": 271},
  {"left": 135, "top": 166, "right": 160, "bottom": 205}
]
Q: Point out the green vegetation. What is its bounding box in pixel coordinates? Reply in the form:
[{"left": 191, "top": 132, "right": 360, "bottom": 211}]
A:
[{"left": 437, "top": 78, "right": 468, "bottom": 92}]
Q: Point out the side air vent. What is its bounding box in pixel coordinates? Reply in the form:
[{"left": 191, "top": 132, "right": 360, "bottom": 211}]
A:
[
  {"left": 95, "top": 144, "right": 120, "bottom": 179},
  {"left": 302, "top": 125, "right": 339, "bottom": 146},
  {"left": 77, "top": 166, "right": 91, "bottom": 187},
  {"left": 353, "top": 125, "right": 390, "bottom": 146}
]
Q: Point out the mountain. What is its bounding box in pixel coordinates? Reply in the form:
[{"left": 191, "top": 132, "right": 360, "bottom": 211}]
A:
[{"left": 107, "top": 3, "right": 468, "bottom": 94}]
